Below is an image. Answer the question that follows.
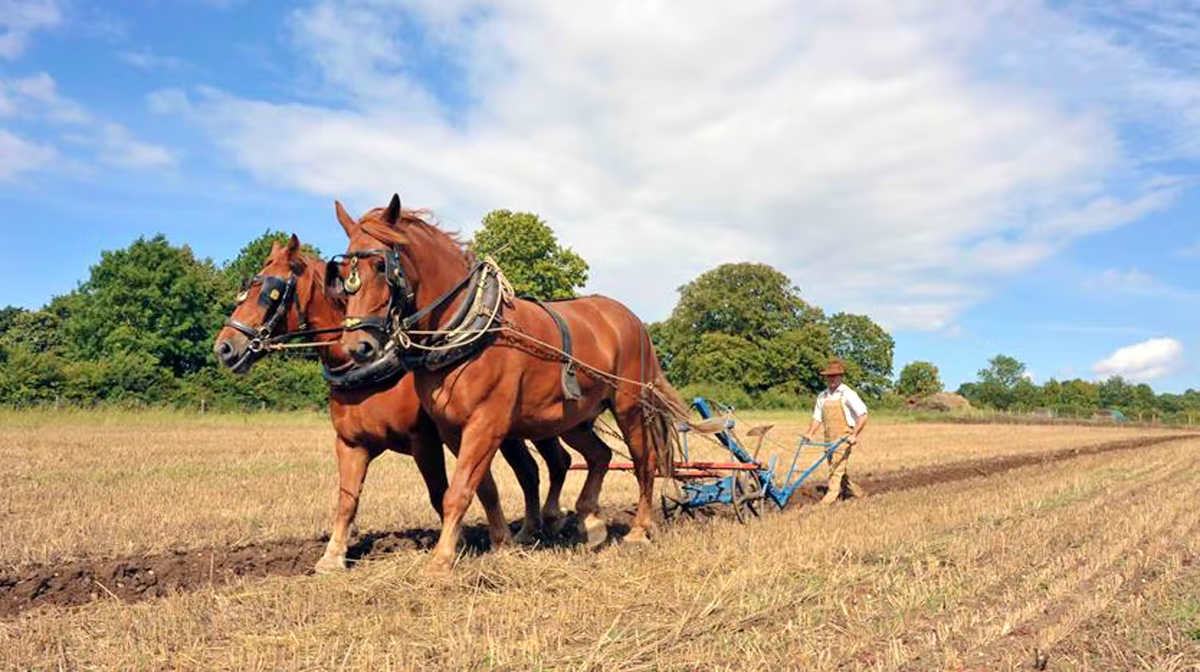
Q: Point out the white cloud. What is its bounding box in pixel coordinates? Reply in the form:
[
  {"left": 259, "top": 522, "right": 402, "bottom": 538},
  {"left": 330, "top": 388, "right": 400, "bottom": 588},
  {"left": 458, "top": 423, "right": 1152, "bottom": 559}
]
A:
[
  {"left": 1096, "top": 267, "right": 1160, "bottom": 293},
  {"left": 0, "top": 0, "right": 60, "bottom": 59},
  {"left": 1093, "top": 337, "right": 1184, "bottom": 382},
  {"left": 0, "top": 127, "right": 54, "bottom": 180},
  {"left": 1089, "top": 266, "right": 1197, "bottom": 300},
  {"left": 118, "top": 50, "right": 190, "bottom": 73},
  {"left": 161, "top": 0, "right": 1199, "bottom": 326},
  {"left": 1, "top": 72, "right": 175, "bottom": 178}
]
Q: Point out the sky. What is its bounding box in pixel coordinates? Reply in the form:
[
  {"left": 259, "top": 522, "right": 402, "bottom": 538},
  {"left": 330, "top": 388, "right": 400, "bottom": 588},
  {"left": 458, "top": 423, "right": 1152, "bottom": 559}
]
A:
[{"left": 0, "top": 0, "right": 1197, "bottom": 392}]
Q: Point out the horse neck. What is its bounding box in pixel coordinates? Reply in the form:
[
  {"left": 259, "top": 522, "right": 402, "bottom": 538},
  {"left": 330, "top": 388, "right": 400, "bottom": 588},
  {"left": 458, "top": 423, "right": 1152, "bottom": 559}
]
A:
[
  {"left": 297, "top": 257, "right": 353, "bottom": 369},
  {"left": 404, "top": 226, "right": 473, "bottom": 331}
]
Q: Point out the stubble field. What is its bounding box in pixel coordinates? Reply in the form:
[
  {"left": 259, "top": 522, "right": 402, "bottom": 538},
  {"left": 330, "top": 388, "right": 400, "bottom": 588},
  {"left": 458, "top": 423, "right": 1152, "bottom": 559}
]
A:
[{"left": 2, "top": 409, "right": 1199, "bottom": 670}]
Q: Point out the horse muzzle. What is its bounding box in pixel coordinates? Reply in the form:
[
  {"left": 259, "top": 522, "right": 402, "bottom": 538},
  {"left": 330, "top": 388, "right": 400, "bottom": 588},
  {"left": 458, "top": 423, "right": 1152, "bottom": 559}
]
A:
[{"left": 214, "top": 332, "right": 258, "bottom": 374}]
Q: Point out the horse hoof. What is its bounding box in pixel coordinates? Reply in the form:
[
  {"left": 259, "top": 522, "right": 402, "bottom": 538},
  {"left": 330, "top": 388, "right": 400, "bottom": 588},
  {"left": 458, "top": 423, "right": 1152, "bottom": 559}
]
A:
[
  {"left": 490, "top": 529, "right": 514, "bottom": 548},
  {"left": 582, "top": 515, "right": 608, "bottom": 550},
  {"left": 624, "top": 527, "right": 652, "bottom": 545},
  {"left": 425, "top": 556, "right": 455, "bottom": 578},
  {"left": 514, "top": 527, "right": 537, "bottom": 545},
  {"left": 314, "top": 554, "right": 347, "bottom": 574},
  {"left": 544, "top": 513, "right": 568, "bottom": 537}
]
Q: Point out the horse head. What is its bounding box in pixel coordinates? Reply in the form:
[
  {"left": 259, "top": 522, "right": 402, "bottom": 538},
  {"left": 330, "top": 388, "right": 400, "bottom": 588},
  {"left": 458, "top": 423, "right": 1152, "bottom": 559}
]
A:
[
  {"left": 332, "top": 194, "right": 469, "bottom": 364},
  {"left": 213, "top": 234, "right": 318, "bottom": 374}
]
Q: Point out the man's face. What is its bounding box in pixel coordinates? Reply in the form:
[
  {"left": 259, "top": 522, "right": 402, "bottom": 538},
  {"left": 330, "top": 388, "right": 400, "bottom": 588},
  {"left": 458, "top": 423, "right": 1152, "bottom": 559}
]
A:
[{"left": 825, "top": 373, "right": 842, "bottom": 390}]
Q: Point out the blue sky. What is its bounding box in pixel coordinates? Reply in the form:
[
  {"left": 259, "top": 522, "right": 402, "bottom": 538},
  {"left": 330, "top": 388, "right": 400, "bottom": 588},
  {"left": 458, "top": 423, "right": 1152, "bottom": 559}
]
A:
[{"left": 1, "top": 0, "right": 1197, "bottom": 392}]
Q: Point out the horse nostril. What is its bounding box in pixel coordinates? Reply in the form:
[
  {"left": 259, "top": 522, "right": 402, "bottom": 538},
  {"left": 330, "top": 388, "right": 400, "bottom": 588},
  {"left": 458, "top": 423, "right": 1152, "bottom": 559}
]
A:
[
  {"left": 353, "top": 340, "right": 375, "bottom": 361},
  {"left": 216, "top": 341, "right": 236, "bottom": 363}
]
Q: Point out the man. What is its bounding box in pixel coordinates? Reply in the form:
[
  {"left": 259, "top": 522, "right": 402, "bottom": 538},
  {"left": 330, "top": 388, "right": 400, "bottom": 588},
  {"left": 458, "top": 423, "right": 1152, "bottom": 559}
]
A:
[{"left": 802, "top": 358, "right": 869, "bottom": 504}]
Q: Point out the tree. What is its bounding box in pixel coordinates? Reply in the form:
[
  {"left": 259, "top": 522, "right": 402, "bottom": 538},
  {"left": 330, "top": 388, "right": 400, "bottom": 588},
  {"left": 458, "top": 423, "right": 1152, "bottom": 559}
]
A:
[
  {"left": 661, "top": 263, "right": 816, "bottom": 343},
  {"left": 972, "top": 354, "right": 1027, "bottom": 410},
  {"left": 1098, "top": 375, "right": 1133, "bottom": 410},
  {"left": 654, "top": 262, "right": 830, "bottom": 393},
  {"left": 0, "top": 306, "right": 25, "bottom": 338},
  {"left": 0, "top": 309, "right": 65, "bottom": 354},
  {"left": 896, "top": 361, "right": 942, "bottom": 398},
  {"left": 1057, "top": 378, "right": 1100, "bottom": 414},
  {"left": 828, "top": 312, "right": 894, "bottom": 398},
  {"left": 59, "top": 235, "right": 227, "bottom": 377},
  {"left": 471, "top": 210, "right": 588, "bottom": 300}
]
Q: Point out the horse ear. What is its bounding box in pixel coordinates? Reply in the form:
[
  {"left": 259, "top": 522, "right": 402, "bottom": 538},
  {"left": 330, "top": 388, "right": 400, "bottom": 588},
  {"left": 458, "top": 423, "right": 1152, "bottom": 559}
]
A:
[
  {"left": 384, "top": 193, "right": 402, "bottom": 226},
  {"left": 334, "top": 200, "right": 357, "bottom": 238},
  {"left": 285, "top": 234, "right": 304, "bottom": 274}
]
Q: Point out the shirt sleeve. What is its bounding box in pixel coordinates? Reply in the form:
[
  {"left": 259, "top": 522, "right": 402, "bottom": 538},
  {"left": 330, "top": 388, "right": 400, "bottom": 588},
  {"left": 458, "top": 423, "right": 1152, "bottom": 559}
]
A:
[
  {"left": 812, "top": 393, "right": 824, "bottom": 423},
  {"left": 844, "top": 388, "right": 868, "bottom": 419}
]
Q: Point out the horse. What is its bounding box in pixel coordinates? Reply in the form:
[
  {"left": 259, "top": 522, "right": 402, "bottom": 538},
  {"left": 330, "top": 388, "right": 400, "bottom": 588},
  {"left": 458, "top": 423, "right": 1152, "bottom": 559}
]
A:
[
  {"left": 332, "top": 195, "right": 684, "bottom": 572},
  {"left": 213, "top": 234, "right": 572, "bottom": 573}
]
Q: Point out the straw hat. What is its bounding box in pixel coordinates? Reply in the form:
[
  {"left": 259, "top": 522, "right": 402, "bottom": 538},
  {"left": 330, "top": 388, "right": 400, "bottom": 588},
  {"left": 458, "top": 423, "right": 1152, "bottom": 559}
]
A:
[{"left": 820, "top": 358, "right": 847, "bottom": 376}]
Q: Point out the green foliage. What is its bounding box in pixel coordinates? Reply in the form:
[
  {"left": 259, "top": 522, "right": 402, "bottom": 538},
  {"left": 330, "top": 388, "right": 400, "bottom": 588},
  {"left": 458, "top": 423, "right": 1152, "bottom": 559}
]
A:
[
  {"left": 0, "top": 232, "right": 331, "bottom": 411},
  {"left": 177, "top": 356, "right": 327, "bottom": 412},
  {"left": 60, "top": 235, "right": 227, "bottom": 377},
  {"left": 966, "top": 354, "right": 1028, "bottom": 410},
  {"left": 896, "top": 361, "right": 942, "bottom": 397},
  {"left": 661, "top": 262, "right": 815, "bottom": 344},
  {"left": 1098, "top": 375, "right": 1132, "bottom": 410},
  {"left": 655, "top": 262, "right": 832, "bottom": 401},
  {"left": 828, "top": 312, "right": 894, "bottom": 397},
  {"left": 0, "top": 306, "right": 25, "bottom": 338},
  {"left": 0, "top": 346, "right": 67, "bottom": 405},
  {"left": 0, "top": 309, "right": 65, "bottom": 354},
  {"left": 471, "top": 210, "right": 588, "bottom": 300}
]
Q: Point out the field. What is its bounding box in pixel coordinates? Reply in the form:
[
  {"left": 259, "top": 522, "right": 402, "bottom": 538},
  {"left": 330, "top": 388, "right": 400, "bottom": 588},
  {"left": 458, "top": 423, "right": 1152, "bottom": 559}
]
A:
[{"left": 2, "top": 410, "right": 1200, "bottom": 670}]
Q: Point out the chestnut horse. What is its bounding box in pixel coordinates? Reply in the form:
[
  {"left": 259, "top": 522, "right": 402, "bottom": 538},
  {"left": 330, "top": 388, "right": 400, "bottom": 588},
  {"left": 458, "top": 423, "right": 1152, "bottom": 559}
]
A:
[
  {"left": 334, "top": 196, "right": 683, "bottom": 572},
  {"left": 213, "top": 235, "right": 571, "bottom": 572}
]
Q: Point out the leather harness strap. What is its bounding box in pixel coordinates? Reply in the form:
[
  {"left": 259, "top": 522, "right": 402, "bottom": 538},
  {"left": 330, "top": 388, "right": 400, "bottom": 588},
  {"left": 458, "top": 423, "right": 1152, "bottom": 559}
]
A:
[{"left": 527, "top": 298, "right": 582, "bottom": 401}]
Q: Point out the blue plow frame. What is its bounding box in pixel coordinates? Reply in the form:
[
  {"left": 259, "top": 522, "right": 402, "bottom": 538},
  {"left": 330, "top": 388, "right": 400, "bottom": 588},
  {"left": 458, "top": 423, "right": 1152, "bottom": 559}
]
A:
[{"left": 668, "top": 398, "right": 847, "bottom": 517}]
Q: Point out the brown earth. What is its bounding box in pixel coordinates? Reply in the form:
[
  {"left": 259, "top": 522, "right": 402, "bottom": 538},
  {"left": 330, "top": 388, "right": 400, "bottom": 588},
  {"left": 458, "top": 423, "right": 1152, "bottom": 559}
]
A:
[{"left": 1, "top": 433, "right": 1192, "bottom": 619}]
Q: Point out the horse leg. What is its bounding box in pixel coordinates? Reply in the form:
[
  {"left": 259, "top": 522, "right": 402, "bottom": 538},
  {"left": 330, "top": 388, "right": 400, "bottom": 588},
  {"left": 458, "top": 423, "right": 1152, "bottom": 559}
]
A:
[
  {"left": 498, "top": 438, "right": 542, "bottom": 544},
  {"left": 560, "top": 425, "right": 612, "bottom": 550},
  {"left": 612, "top": 402, "right": 659, "bottom": 544},
  {"left": 431, "top": 421, "right": 508, "bottom": 573},
  {"left": 411, "top": 418, "right": 449, "bottom": 519},
  {"left": 533, "top": 437, "right": 571, "bottom": 536},
  {"left": 317, "top": 438, "right": 376, "bottom": 573}
]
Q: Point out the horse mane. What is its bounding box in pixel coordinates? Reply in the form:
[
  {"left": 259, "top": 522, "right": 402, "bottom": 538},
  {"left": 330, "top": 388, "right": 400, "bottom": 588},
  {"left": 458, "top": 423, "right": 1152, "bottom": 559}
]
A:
[{"left": 360, "top": 207, "right": 472, "bottom": 259}]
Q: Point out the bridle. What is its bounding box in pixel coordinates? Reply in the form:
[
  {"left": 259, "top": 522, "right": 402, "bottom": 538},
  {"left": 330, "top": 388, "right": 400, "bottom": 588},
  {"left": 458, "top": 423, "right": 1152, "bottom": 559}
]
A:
[
  {"left": 327, "top": 246, "right": 414, "bottom": 341},
  {"left": 330, "top": 238, "right": 507, "bottom": 371},
  {"left": 224, "top": 273, "right": 301, "bottom": 353}
]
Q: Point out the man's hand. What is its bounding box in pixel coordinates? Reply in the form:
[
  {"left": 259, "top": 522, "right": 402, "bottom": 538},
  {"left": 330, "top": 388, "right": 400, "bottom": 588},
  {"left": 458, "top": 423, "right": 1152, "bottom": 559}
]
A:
[{"left": 846, "top": 435, "right": 859, "bottom": 446}]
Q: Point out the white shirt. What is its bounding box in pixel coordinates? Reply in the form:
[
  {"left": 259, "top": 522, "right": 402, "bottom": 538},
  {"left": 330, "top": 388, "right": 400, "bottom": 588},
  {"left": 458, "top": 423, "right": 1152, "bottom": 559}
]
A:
[{"left": 812, "top": 383, "right": 869, "bottom": 428}]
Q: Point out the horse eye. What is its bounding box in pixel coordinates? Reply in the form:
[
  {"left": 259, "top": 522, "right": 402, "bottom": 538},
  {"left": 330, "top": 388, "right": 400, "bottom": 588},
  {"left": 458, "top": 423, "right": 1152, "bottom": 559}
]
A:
[{"left": 375, "top": 260, "right": 386, "bottom": 273}]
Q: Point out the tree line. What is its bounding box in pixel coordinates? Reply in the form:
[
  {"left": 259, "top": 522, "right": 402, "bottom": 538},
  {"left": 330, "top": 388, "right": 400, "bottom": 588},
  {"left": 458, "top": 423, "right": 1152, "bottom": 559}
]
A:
[
  {"left": 0, "top": 211, "right": 588, "bottom": 411},
  {"left": 3, "top": 209, "right": 1188, "bottom": 417}
]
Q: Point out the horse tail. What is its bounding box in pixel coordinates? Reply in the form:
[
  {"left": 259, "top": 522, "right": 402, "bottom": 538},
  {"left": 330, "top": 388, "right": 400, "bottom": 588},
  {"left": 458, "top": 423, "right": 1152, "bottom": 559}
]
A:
[{"left": 639, "top": 324, "right": 686, "bottom": 479}]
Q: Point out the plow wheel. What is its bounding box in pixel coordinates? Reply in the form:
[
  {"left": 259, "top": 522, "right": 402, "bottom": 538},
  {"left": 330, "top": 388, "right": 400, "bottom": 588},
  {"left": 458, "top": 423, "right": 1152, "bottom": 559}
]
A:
[{"left": 732, "top": 472, "right": 765, "bottom": 524}]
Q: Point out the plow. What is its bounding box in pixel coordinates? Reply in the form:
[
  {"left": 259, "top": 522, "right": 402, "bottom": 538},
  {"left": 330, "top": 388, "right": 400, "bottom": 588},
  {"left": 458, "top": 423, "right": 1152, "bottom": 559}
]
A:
[{"left": 571, "top": 397, "right": 848, "bottom": 522}]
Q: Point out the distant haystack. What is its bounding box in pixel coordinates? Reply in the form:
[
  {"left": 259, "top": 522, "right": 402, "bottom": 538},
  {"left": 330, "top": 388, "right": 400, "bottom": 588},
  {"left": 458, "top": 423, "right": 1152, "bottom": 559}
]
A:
[{"left": 907, "top": 392, "right": 972, "bottom": 412}]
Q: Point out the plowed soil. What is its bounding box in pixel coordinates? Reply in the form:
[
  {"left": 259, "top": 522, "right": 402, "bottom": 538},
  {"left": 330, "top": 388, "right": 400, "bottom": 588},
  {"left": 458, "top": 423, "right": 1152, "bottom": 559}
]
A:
[{"left": 2, "top": 433, "right": 1191, "bottom": 618}]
